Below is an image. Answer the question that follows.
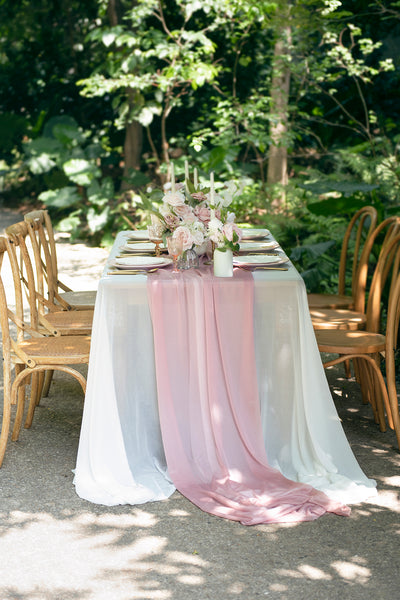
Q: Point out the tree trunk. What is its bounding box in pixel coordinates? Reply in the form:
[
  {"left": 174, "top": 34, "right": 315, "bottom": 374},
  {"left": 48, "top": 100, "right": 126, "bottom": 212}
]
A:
[
  {"left": 267, "top": 27, "right": 291, "bottom": 210},
  {"left": 108, "top": 0, "right": 143, "bottom": 191},
  {"left": 122, "top": 118, "right": 143, "bottom": 189},
  {"left": 107, "top": 0, "right": 122, "bottom": 27}
]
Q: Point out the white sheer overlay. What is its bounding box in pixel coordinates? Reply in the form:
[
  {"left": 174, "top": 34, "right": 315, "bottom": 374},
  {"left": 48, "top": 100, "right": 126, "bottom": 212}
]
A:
[{"left": 73, "top": 232, "right": 377, "bottom": 506}]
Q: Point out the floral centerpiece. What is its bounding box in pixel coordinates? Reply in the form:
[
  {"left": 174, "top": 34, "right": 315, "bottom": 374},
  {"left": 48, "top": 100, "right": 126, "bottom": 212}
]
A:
[{"left": 146, "top": 166, "right": 243, "bottom": 258}]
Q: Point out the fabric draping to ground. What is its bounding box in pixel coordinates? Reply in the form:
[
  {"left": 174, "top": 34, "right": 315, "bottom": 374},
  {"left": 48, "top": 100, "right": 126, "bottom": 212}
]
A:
[{"left": 148, "top": 267, "right": 350, "bottom": 524}]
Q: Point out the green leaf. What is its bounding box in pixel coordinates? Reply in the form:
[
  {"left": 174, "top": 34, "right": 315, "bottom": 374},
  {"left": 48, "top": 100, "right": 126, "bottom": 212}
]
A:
[
  {"left": 87, "top": 207, "right": 110, "bottom": 233},
  {"left": 43, "top": 116, "right": 79, "bottom": 138},
  {"left": 26, "top": 153, "right": 57, "bottom": 174},
  {"left": 63, "top": 159, "right": 101, "bottom": 186},
  {"left": 290, "top": 240, "right": 335, "bottom": 262},
  {"left": 39, "top": 187, "right": 82, "bottom": 209},
  {"left": 307, "top": 197, "right": 368, "bottom": 216},
  {"left": 57, "top": 214, "right": 81, "bottom": 233}
]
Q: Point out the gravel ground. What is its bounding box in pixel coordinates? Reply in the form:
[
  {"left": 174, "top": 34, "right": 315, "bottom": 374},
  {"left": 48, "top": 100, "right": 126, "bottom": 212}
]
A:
[{"left": 0, "top": 206, "right": 399, "bottom": 600}]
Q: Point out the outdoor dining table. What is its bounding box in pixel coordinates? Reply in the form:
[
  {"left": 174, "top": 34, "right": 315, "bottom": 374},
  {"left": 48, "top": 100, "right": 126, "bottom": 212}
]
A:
[{"left": 73, "top": 231, "right": 377, "bottom": 523}]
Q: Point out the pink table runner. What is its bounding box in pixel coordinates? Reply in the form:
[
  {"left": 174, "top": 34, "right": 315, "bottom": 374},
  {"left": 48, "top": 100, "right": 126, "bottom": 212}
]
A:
[{"left": 147, "top": 266, "right": 350, "bottom": 524}]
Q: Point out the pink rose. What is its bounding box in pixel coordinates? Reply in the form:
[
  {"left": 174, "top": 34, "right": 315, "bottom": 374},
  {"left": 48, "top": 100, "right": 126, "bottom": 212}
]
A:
[
  {"left": 173, "top": 225, "right": 194, "bottom": 251},
  {"left": 163, "top": 213, "right": 180, "bottom": 230},
  {"left": 222, "top": 222, "right": 242, "bottom": 242},
  {"left": 194, "top": 202, "right": 211, "bottom": 224},
  {"left": 174, "top": 204, "right": 196, "bottom": 223},
  {"left": 192, "top": 192, "right": 207, "bottom": 202}
]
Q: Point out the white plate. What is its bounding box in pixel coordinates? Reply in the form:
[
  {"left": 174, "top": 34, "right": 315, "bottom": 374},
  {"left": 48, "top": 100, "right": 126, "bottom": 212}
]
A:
[
  {"left": 240, "top": 228, "right": 270, "bottom": 240},
  {"left": 112, "top": 256, "right": 172, "bottom": 269},
  {"left": 120, "top": 242, "right": 166, "bottom": 253},
  {"left": 233, "top": 255, "right": 289, "bottom": 266},
  {"left": 126, "top": 230, "right": 149, "bottom": 240},
  {"left": 239, "top": 240, "right": 279, "bottom": 251}
]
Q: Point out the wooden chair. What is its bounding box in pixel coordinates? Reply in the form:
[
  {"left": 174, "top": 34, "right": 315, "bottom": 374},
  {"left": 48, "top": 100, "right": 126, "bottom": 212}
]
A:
[
  {"left": 5, "top": 221, "right": 93, "bottom": 399},
  {"left": 307, "top": 205, "right": 378, "bottom": 310},
  {"left": 5, "top": 222, "right": 93, "bottom": 336},
  {"left": 310, "top": 217, "right": 400, "bottom": 331},
  {"left": 24, "top": 209, "right": 96, "bottom": 311},
  {"left": 0, "top": 235, "right": 90, "bottom": 467},
  {"left": 316, "top": 233, "right": 400, "bottom": 449}
]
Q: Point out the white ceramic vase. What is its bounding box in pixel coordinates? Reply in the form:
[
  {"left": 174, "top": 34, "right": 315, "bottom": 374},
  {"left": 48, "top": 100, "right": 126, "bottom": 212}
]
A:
[{"left": 213, "top": 248, "right": 233, "bottom": 277}]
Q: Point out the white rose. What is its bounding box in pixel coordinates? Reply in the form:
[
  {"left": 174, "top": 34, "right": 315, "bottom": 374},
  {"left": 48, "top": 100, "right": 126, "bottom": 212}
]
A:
[
  {"left": 208, "top": 217, "right": 224, "bottom": 244},
  {"left": 173, "top": 225, "right": 194, "bottom": 251},
  {"left": 162, "top": 190, "right": 186, "bottom": 207}
]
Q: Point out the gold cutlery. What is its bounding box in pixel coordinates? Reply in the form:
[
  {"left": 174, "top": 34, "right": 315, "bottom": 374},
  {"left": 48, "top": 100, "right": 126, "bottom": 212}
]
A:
[
  {"left": 237, "top": 266, "right": 289, "bottom": 271},
  {"left": 245, "top": 251, "right": 281, "bottom": 256},
  {"left": 116, "top": 253, "right": 155, "bottom": 258},
  {"left": 107, "top": 268, "right": 158, "bottom": 275}
]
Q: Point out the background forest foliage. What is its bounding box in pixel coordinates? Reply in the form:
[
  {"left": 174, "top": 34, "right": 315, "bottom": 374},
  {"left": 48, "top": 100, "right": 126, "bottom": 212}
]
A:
[{"left": 1, "top": 0, "right": 400, "bottom": 292}]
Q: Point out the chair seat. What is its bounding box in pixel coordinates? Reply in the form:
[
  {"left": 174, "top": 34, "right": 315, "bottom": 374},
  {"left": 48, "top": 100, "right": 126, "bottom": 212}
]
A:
[
  {"left": 307, "top": 293, "right": 354, "bottom": 310},
  {"left": 41, "top": 309, "right": 93, "bottom": 336},
  {"left": 316, "top": 329, "right": 385, "bottom": 355},
  {"left": 18, "top": 335, "right": 91, "bottom": 364},
  {"left": 59, "top": 290, "right": 97, "bottom": 310},
  {"left": 310, "top": 308, "right": 366, "bottom": 331}
]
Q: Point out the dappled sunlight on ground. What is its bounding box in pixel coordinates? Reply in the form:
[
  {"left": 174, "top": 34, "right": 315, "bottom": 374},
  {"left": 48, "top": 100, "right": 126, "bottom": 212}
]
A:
[
  {"left": 0, "top": 366, "right": 399, "bottom": 599},
  {"left": 0, "top": 210, "right": 399, "bottom": 599}
]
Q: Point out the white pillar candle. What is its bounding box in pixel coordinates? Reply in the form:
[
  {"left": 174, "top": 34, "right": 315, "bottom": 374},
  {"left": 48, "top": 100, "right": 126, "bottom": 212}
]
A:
[
  {"left": 171, "top": 162, "right": 175, "bottom": 193},
  {"left": 194, "top": 168, "right": 198, "bottom": 189}
]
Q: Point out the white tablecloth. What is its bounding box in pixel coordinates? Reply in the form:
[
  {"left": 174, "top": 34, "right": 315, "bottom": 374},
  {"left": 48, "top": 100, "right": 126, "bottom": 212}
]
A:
[{"left": 73, "top": 232, "right": 376, "bottom": 506}]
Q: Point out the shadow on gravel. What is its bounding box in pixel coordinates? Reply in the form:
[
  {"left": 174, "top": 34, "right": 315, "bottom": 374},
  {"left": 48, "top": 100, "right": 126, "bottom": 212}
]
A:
[
  {"left": 0, "top": 208, "right": 399, "bottom": 599},
  {"left": 0, "top": 365, "right": 398, "bottom": 600}
]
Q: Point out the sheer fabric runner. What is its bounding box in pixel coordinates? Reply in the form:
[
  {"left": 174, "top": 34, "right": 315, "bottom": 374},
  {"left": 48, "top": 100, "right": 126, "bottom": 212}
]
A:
[{"left": 147, "top": 267, "right": 350, "bottom": 525}]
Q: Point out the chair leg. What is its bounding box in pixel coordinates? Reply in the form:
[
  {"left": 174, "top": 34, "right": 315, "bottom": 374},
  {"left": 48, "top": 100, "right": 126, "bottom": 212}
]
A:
[
  {"left": 42, "top": 370, "right": 54, "bottom": 398},
  {"left": 323, "top": 353, "right": 393, "bottom": 436},
  {"left": 344, "top": 358, "right": 352, "bottom": 379},
  {"left": 362, "top": 362, "right": 380, "bottom": 422},
  {"left": 0, "top": 364, "right": 13, "bottom": 468},
  {"left": 355, "top": 359, "right": 372, "bottom": 408},
  {"left": 370, "top": 370, "right": 388, "bottom": 432},
  {"left": 35, "top": 371, "right": 45, "bottom": 405},
  {"left": 352, "top": 358, "right": 366, "bottom": 400},
  {"left": 24, "top": 372, "right": 41, "bottom": 430},
  {"left": 388, "top": 392, "right": 400, "bottom": 450},
  {"left": 384, "top": 350, "right": 400, "bottom": 449},
  {"left": 11, "top": 364, "right": 25, "bottom": 405},
  {"left": 10, "top": 366, "right": 28, "bottom": 441},
  {"left": 11, "top": 373, "right": 29, "bottom": 442}
]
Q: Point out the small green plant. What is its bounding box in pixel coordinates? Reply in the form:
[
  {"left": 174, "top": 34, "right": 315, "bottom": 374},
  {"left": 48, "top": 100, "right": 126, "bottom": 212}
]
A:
[{"left": 23, "top": 115, "right": 149, "bottom": 245}]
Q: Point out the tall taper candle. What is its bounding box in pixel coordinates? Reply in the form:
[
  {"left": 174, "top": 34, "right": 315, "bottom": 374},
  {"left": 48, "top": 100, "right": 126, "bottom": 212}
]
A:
[
  {"left": 184, "top": 160, "right": 189, "bottom": 192},
  {"left": 171, "top": 162, "right": 175, "bottom": 193},
  {"left": 210, "top": 171, "right": 215, "bottom": 204}
]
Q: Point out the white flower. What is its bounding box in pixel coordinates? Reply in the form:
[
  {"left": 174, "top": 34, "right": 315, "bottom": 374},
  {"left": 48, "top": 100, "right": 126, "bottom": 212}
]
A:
[
  {"left": 218, "top": 181, "right": 244, "bottom": 207},
  {"left": 208, "top": 217, "right": 224, "bottom": 245},
  {"left": 173, "top": 225, "right": 194, "bottom": 251},
  {"left": 190, "top": 221, "right": 205, "bottom": 246},
  {"left": 162, "top": 190, "right": 186, "bottom": 207}
]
